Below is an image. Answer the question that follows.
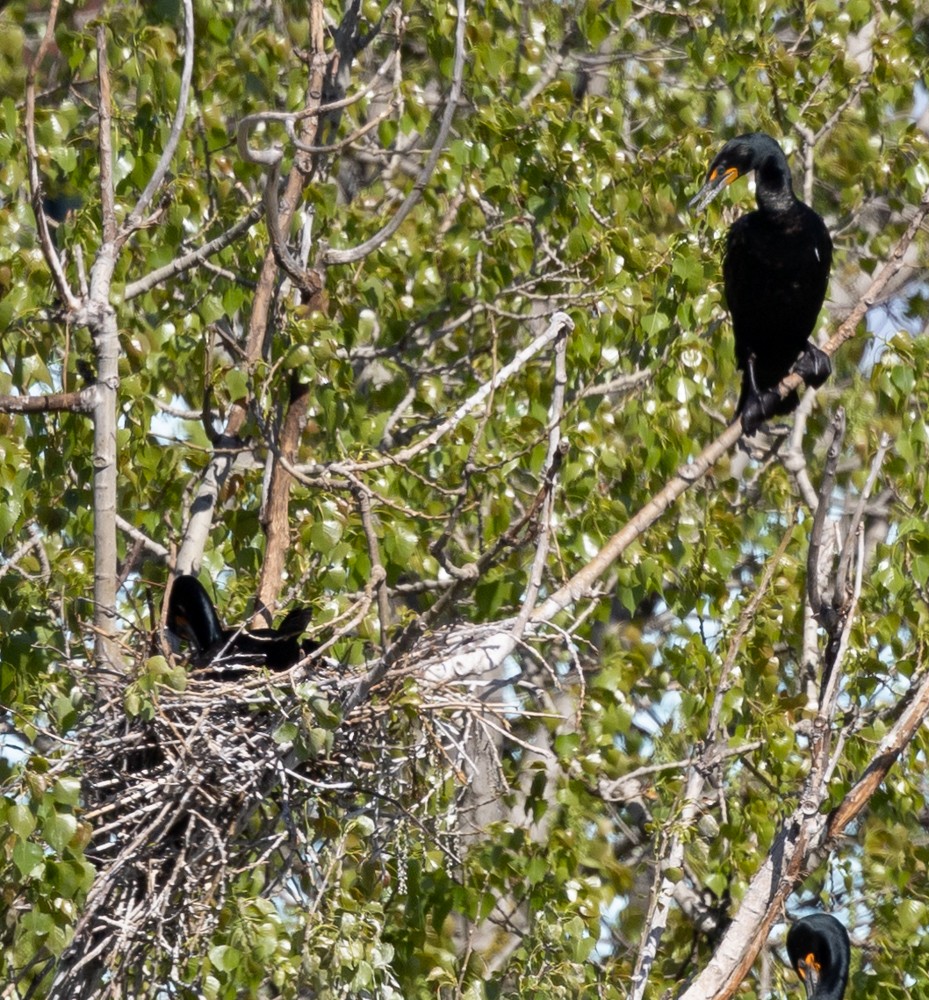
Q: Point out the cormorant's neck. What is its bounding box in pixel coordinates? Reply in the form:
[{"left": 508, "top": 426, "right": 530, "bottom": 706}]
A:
[
  {"left": 754, "top": 154, "right": 797, "bottom": 215},
  {"left": 169, "top": 576, "right": 225, "bottom": 652},
  {"left": 190, "top": 590, "right": 224, "bottom": 650}
]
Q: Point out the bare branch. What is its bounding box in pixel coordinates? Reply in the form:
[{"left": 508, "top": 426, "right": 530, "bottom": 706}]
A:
[
  {"left": 297, "top": 312, "right": 575, "bottom": 478},
  {"left": 0, "top": 389, "right": 95, "bottom": 414}
]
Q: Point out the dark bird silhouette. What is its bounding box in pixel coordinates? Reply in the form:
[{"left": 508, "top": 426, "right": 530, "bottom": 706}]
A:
[
  {"left": 787, "top": 913, "right": 850, "bottom": 1000},
  {"left": 689, "top": 132, "right": 833, "bottom": 433},
  {"left": 166, "top": 575, "right": 314, "bottom": 672}
]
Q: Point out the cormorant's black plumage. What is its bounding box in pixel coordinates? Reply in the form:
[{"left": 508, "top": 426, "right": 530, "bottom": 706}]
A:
[
  {"left": 786, "top": 913, "right": 850, "bottom": 1000},
  {"left": 690, "top": 132, "right": 833, "bottom": 433},
  {"left": 166, "top": 575, "right": 314, "bottom": 672}
]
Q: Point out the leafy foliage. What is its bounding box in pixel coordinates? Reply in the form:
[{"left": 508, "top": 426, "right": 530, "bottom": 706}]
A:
[{"left": 2, "top": 0, "right": 929, "bottom": 997}]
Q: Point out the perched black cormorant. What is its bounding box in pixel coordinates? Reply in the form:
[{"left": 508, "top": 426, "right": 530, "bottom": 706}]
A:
[
  {"left": 166, "top": 575, "right": 314, "bottom": 671},
  {"left": 786, "top": 913, "right": 850, "bottom": 1000},
  {"left": 689, "top": 132, "right": 833, "bottom": 433}
]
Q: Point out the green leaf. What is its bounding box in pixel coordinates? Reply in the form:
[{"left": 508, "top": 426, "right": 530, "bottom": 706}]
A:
[
  {"left": 43, "top": 811, "right": 78, "bottom": 854},
  {"left": 13, "top": 840, "right": 45, "bottom": 878},
  {"left": 208, "top": 944, "right": 241, "bottom": 972}
]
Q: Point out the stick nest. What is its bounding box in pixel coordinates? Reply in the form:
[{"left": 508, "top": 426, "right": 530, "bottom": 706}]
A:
[{"left": 37, "top": 620, "right": 545, "bottom": 999}]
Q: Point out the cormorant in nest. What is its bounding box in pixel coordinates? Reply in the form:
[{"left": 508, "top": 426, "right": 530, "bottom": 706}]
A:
[{"left": 166, "top": 575, "right": 314, "bottom": 672}]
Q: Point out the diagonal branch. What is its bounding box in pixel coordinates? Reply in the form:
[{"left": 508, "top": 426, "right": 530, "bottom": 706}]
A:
[
  {"left": 294, "top": 312, "right": 575, "bottom": 479},
  {"left": 678, "top": 657, "right": 929, "bottom": 1000}
]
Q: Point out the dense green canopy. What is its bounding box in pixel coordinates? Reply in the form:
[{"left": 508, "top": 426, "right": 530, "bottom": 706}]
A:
[{"left": 1, "top": 1, "right": 929, "bottom": 997}]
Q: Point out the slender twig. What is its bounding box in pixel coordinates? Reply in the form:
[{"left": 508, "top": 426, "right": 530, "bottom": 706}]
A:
[
  {"left": 598, "top": 740, "right": 765, "bottom": 801},
  {"left": 234, "top": 47, "right": 400, "bottom": 165},
  {"left": 807, "top": 408, "right": 845, "bottom": 620},
  {"left": 292, "top": 100, "right": 398, "bottom": 155},
  {"left": 120, "top": 0, "right": 195, "bottom": 239},
  {"left": 318, "top": 0, "right": 467, "bottom": 266},
  {"left": 24, "top": 0, "right": 79, "bottom": 310},
  {"left": 123, "top": 204, "right": 263, "bottom": 300},
  {"left": 512, "top": 324, "right": 568, "bottom": 637},
  {"left": 578, "top": 369, "right": 652, "bottom": 399}
]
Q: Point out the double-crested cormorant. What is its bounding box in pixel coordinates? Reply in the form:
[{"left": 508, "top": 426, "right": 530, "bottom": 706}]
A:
[
  {"left": 786, "top": 913, "right": 850, "bottom": 1000},
  {"left": 689, "top": 132, "right": 833, "bottom": 433},
  {"left": 166, "top": 575, "right": 314, "bottom": 671}
]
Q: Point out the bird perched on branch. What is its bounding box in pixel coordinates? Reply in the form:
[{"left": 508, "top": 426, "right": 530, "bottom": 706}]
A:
[
  {"left": 689, "top": 132, "right": 833, "bottom": 433},
  {"left": 166, "top": 575, "right": 314, "bottom": 672},
  {"left": 786, "top": 912, "right": 850, "bottom": 1000}
]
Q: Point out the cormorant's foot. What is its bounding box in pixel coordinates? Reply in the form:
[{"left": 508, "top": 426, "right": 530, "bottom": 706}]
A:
[
  {"left": 794, "top": 344, "right": 831, "bottom": 389},
  {"left": 740, "top": 389, "right": 782, "bottom": 434},
  {"left": 742, "top": 390, "right": 780, "bottom": 434}
]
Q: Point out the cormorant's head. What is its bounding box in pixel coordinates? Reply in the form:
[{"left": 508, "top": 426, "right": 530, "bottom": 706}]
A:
[
  {"left": 786, "top": 913, "right": 850, "bottom": 1000},
  {"left": 166, "top": 575, "right": 224, "bottom": 654},
  {"left": 689, "top": 132, "right": 793, "bottom": 213}
]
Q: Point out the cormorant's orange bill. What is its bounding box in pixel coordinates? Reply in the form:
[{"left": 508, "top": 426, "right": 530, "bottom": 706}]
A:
[
  {"left": 710, "top": 165, "right": 739, "bottom": 186},
  {"left": 795, "top": 951, "right": 822, "bottom": 999},
  {"left": 688, "top": 164, "right": 741, "bottom": 213}
]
